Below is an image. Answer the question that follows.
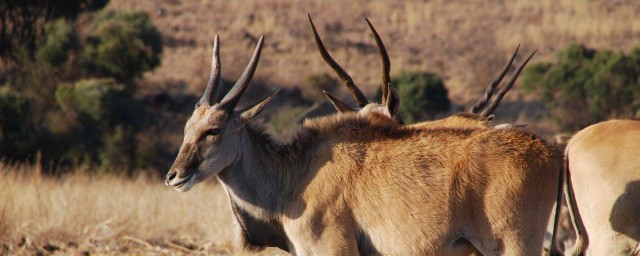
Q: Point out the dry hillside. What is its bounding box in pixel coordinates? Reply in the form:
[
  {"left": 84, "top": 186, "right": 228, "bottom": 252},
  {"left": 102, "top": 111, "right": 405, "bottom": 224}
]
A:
[{"left": 110, "top": 0, "right": 640, "bottom": 115}]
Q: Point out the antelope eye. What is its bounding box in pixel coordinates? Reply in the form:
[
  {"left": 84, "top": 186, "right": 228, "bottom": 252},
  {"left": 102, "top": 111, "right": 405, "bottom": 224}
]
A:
[{"left": 207, "top": 128, "right": 221, "bottom": 136}]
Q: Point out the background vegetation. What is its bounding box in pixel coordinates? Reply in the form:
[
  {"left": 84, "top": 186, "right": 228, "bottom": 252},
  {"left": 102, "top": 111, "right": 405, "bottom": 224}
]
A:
[
  {"left": 375, "top": 71, "right": 450, "bottom": 123},
  {"left": 522, "top": 44, "right": 640, "bottom": 131},
  {"left": 0, "top": 0, "right": 167, "bottom": 174}
]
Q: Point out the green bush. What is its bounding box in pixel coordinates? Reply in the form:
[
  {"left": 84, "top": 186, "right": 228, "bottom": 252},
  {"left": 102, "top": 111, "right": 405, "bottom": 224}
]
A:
[
  {"left": 0, "top": 0, "right": 109, "bottom": 61},
  {"left": 37, "top": 19, "right": 78, "bottom": 66},
  {"left": 50, "top": 78, "right": 152, "bottom": 172},
  {"left": 55, "top": 78, "right": 124, "bottom": 121},
  {"left": 376, "top": 71, "right": 450, "bottom": 123},
  {"left": 0, "top": 87, "right": 26, "bottom": 125},
  {"left": 99, "top": 125, "right": 134, "bottom": 174},
  {"left": 1, "top": 4, "right": 164, "bottom": 175},
  {"left": 269, "top": 106, "right": 308, "bottom": 135},
  {"left": 0, "top": 86, "right": 31, "bottom": 157},
  {"left": 82, "top": 10, "right": 163, "bottom": 81},
  {"left": 303, "top": 74, "right": 339, "bottom": 102},
  {"left": 522, "top": 43, "right": 640, "bottom": 131}
]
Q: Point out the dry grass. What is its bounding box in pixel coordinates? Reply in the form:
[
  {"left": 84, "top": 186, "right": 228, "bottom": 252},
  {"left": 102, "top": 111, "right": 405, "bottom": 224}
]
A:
[{"left": 0, "top": 163, "right": 285, "bottom": 255}]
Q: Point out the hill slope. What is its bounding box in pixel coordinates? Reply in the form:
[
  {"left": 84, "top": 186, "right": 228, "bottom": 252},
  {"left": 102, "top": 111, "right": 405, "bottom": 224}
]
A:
[{"left": 109, "top": 0, "right": 640, "bottom": 133}]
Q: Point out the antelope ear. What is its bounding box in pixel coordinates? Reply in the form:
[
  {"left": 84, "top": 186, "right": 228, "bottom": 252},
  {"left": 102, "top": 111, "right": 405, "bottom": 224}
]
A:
[
  {"left": 239, "top": 90, "right": 279, "bottom": 122},
  {"left": 386, "top": 83, "right": 400, "bottom": 117},
  {"left": 323, "top": 90, "right": 357, "bottom": 113}
]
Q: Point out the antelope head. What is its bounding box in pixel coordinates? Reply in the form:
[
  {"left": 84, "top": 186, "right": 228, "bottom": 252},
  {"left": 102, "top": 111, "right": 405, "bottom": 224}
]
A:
[
  {"left": 308, "top": 14, "right": 402, "bottom": 124},
  {"left": 165, "top": 35, "right": 274, "bottom": 192}
]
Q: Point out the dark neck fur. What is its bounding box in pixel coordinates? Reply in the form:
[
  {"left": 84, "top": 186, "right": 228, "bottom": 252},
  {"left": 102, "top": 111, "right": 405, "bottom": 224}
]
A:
[{"left": 217, "top": 121, "right": 314, "bottom": 251}]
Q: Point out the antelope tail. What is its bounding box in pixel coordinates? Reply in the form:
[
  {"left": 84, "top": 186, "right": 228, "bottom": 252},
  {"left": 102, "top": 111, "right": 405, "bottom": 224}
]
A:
[
  {"left": 548, "top": 154, "right": 565, "bottom": 256},
  {"left": 563, "top": 151, "right": 588, "bottom": 256}
]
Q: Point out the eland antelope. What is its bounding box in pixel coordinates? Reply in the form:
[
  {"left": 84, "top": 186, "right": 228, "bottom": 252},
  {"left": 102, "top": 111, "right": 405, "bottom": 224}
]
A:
[
  {"left": 165, "top": 34, "right": 564, "bottom": 255},
  {"left": 310, "top": 16, "right": 569, "bottom": 255},
  {"left": 308, "top": 15, "right": 532, "bottom": 130},
  {"left": 558, "top": 119, "right": 640, "bottom": 256}
]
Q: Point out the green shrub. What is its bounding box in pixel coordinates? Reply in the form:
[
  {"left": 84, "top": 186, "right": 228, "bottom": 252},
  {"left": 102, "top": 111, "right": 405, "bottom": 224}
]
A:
[
  {"left": 0, "top": 87, "right": 26, "bottom": 125},
  {"left": 82, "top": 10, "right": 163, "bottom": 81},
  {"left": 376, "top": 71, "right": 450, "bottom": 123},
  {"left": 1, "top": 5, "right": 163, "bottom": 175},
  {"left": 302, "top": 74, "right": 339, "bottom": 102},
  {"left": 55, "top": 78, "right": 124, "bottom": 121},
  {"left": 0, "top": 0, "right": 109, "bottom": 61},
  {"left": 0, "top": 86, "right": 31, "bottom": 157},
  {"left": 53, "top": 78, "right": 152, "bottom": 171},
  {"left": 269, "top": 106, "right": 308, "bottom": 136},
  {"left": 133, "top": 132, "right": 160, "bottom": 170},
  {"left": 522, "top": 43, "right": 640, "bottom": 131},
  {"left": 37, "top": 19, "right": 78, "bottom": 66},
  {"left": 99, "top": 125, "right": 134, "bottom": 174}
]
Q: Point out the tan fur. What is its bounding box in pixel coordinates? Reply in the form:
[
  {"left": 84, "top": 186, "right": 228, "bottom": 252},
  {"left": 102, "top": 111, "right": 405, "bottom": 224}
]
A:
[
  {"left": 168, "top": 108, "right": 562, "bottom": 255},
  {"left": 410, "top": 112, "right": 492, "bottom": 129},
  {"left": 166, "top": 36, "right": 561, "bottom": 255},
  {"left": 564, "top": 119, "right": 640, "bottom": 255}
]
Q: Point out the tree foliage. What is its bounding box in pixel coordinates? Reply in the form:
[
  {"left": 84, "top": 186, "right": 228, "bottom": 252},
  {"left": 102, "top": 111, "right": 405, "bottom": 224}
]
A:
[
  {"left": 522, "top": 43, "right": 640, "bottom": 131},
  {"left": 0, "top": 0, "right": 109, "bottom": 61},
  {"left": 0, "top": 4, "right": 164, "bottom": 174},
  {"left": 81, "top": 11, "right": 163, "bottom": 81},
  {"left": 37, "top": 19, "right": 79, "bottom": 66},
  {"left": 302, "top": 73, "right": 339, "bottom": 102},
  {"left": 376, "top": 71, "right": 451, "bottom": 123}
]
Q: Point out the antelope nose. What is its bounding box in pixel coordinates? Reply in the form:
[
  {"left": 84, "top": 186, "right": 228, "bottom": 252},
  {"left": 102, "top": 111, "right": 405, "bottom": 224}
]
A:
[{"left": 165, "top": 171, "right": 177, "bottom": 186}]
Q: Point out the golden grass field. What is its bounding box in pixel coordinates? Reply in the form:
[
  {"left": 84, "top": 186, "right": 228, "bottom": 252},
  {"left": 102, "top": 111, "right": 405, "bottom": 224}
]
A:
[
  {"left": 0, "top": 164, "right": 576, "bottom": 255},
  {"left": 0, "top": 163, "right": 286, "bottom": 255}
]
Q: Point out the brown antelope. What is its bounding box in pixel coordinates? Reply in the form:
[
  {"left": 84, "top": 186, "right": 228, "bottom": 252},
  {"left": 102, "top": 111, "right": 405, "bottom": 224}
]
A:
[
  {"left": 308, "top": 15, "right": 533, "bottom": 130},
  {"left": 165, "top": 33, "right": 564, "bottom": 255},
  {"left": 557, "top": 119, "right": 640, "bottom": 256},
  {"left": 311, "top": 16, "right": 568, "bottom": 254}
]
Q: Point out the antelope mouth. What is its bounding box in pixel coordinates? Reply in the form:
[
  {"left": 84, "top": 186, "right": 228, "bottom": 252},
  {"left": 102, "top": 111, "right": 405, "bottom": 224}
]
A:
[
  {"left": 168, "top": 171, "right": 197, "bottom": 191},
  {"left": 173, "top": 176, "right": 190, "bottom": 188}
]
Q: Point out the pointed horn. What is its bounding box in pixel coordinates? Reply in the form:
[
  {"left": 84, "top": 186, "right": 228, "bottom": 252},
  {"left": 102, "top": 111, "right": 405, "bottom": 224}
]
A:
[
  {"left": 471, "top": 44, "right": 520, "bottom": 114},
  {"left": 219, "top": 35, "right": 265, "bottom": 112},
  {"left": 323, "top": 90, "right": 357, "bottom": 113},
  {"left": 199, "top": 35, "right": 221, "bottom": 106},
  {"left": 480, "top": 49, "right": 537, "bottom": 117},
  {"left": 238, "top": 89, "right": 279, "bottom": 114},
  {"left": 239, "top": 89, "right": 279, "bottom": 122},
  {"left": 365, "top": 18, "right": 391, "bottom": 106},
  {"left": 308, "top": 13, "right": 369, "bottom": 107}
]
